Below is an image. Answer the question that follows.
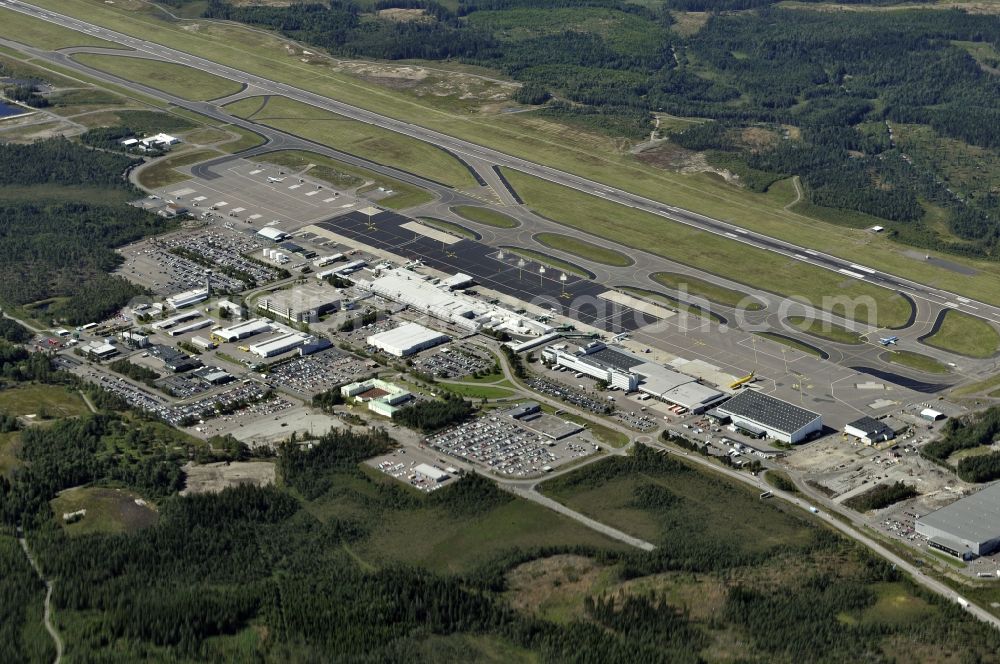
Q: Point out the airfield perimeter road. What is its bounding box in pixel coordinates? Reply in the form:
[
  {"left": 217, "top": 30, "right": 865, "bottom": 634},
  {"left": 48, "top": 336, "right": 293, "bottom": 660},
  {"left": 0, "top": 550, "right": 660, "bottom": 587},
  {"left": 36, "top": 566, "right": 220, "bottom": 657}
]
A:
[{"left": 3, "top": 0, "right": 1000, "bottom": 330}]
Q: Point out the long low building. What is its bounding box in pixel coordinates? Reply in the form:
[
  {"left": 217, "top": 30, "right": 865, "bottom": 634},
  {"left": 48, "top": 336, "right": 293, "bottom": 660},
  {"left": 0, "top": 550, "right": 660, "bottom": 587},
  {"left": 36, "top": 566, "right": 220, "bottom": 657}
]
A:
[
  {"left": 212, "top": 318, "right": 271, "bottom": 343},
  {"left": 248, "top": 332, "right": 313, "bottom": 358},
  {"left": 916, "top": 482, "right": 1000, "bottom": 559},
  {"left": 165, "top": 287, "right": 209, "bottom": 310},
  {"left": 358, "top": 268, "right": 553, "bottom": 338},
  {"left": 542, "top": 341, "right": 725, "bottom": 413},
  {"left": 715, "top": 389, "right": 822, "bottom": 444},
  {"left": 367, "top": 322, "right": 450, "bottom": 357}
]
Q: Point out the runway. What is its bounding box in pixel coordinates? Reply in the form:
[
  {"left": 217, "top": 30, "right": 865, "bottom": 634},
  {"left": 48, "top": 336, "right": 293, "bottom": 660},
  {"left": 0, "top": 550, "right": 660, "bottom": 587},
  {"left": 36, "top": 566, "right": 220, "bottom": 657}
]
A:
[{"left": 2, "top": 0, "right": 999, "bottom": 330}]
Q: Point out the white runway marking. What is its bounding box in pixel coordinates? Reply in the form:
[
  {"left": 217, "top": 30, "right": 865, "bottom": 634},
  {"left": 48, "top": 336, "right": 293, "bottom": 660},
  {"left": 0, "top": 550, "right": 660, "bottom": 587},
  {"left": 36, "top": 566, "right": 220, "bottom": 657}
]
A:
[
  {"left": 323, "top": 197, "right": 337, "bottom": 202},
  {"left": 304, "top": 190, "right": 319, "bottom": 197},
  {"left": 288, "top": 184, "right": 302, "bottom": 190},
  {"left": 248, "top": 169, "right": 263, "bottom": 175}
]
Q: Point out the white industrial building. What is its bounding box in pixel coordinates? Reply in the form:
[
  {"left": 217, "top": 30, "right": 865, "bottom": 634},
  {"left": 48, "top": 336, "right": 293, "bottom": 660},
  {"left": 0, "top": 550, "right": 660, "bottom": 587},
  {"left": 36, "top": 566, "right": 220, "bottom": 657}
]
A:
[
  {"left": 84, "top": 341, "right": 118, "bottom": 360},
  {"left": 916, "top": 482, "right": 1000, "bottom": 559},
  {"left": 248, "top": 332, "right": 313, "bottom": 358},
  {"left": 313, "top": 253, "right": 345, "bottom": 268},
  {"left": 257, "top": 227, "right": 289, "bottom": 242},
  {"left": 212, "top": 318, "right": 271, "bottom": 343},
  {"left": 258, "top": 283, "right": 341, "bottom": 323},
  {"left": 165, "top": 287, "right": 209, "bottom": 310},
  {"left": 715, "top": 390, "right": 822, "bottom": 444},
  {"left": 367, "top": 322, "right": 450, "bottom": 357},
  {"left": 152, "top": 310, "right": 201, "bottom": 331},
  {"left": 414, "top": 464, "right": 450, "bottom": 482},
  {"left": 190, "top": 336, "right": 216, "bottom": 350},
  {"left": 358, "top": 268, "right": 553, "bottom": 338},
  {"left": 542, "top": 341, "right": 725, "bottom": 413},
  {"left": 844, "top": 416, "right": 895, "bottom": 445},
  {"left": 166, "top": 318, "right": 212, "bottom": 337}
]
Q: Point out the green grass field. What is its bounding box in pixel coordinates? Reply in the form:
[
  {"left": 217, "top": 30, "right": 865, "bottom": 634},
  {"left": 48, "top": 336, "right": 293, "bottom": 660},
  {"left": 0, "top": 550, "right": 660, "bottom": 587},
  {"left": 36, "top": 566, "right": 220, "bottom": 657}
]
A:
[
  {"left": 0, "top": 431, "right": 21, "bottom": 478},
  {"left": 554, "top": 411, "right": 630, "bottom": 448},
  {"left": 0, "top": 384, "right": 89, "bottom": 418},
  {"left": 50, "top": 486, "right": 159, "bottom": 537},
  {"left": 225, "top": 95, "right": 477, "bottom": 189},
  {"left": 880, "top": 350, "right": 951, "bottom": 374},
  {"left": 503, "top": 169, "right": 910, "bottom": 326},
  {"left": 417, "top": 217, "right": 480, "bottom": 240},
  {"left": 218, "top": 125, "right": 267, "bottom": 153},
  {"left": 952, "top": 373, "right": 1000, "bottom": 398},
  {"left": 786, "top": 316, "right": 864, "bottom": 345},
  {"left": 303, "top": 466, "right": 627, "bottom": 574},
  {"left": 20, "top": 0, "right": 1000, "bottom": 310},
  {"left": 534, "top": 232, "right": 633, "bottom": 267},
  {"left": 651, "top": 272, "right": 764, "bottom": 310},
  {"left": 136, "top": 149, "right": 220, "bottom": 189},
  {"left": 255, "top": 150, "right": 433, "bottom": 209},
  {"left": 922, "top": 309, "right": 1000, "bottom": 358},
  {"left": 541, "top": 452, "right": 811, "bottom": 551},
  {"left": 451, "top": 205, "right": 520, "bottom": 228},
  {"left": 754, "top": 332, "right": 824, "bottom": 358},
  {"left": 0, "top": 8, "right": 122, "bottom": 49},
  {"left": 618, "top": 286, "right": 725, "bottom": 323},
  {"left": 500, "top": 247, "right": 591, "bottom": 278},
  {"left": 437, "top": 382, "right": 516, "bottom": 399},
  {"left": 73, "top": 53, "right": 244, "bottom": 101}
]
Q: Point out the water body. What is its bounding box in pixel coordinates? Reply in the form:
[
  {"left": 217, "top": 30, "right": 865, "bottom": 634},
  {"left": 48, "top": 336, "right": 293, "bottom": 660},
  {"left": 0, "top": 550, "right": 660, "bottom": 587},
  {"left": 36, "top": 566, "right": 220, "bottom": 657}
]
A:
[{"left": 0, "top": 101, "right": 26, "bottom": 118}]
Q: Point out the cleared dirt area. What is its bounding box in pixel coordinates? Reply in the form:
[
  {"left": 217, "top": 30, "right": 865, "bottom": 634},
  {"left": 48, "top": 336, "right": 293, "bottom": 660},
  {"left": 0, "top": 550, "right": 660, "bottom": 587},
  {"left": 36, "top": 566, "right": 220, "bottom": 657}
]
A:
[{"left": 181, "top": 461, "right": 276, "bottom": 495}]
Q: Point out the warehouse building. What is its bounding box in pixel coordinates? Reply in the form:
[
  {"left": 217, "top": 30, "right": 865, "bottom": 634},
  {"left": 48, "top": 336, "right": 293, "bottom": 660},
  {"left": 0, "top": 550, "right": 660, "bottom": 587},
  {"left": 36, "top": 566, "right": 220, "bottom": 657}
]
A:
[
  {"left": 257, "top": 227, "right": 289, "bottom": 242},
  {"left": 258, "top": 283, "right": 341, "bottom": 323},
  {"left": 716, "top": 390, "right": 822, "bottom": 444},
  {"left": 844, "top": 416, "right": 896, "bottom": 445},
  {"left": 341, "top": 379, "right": 413, "bottom": 418},
  {"left": 367, "top": 322, "right": 450, "bottom": 357},
  {"left": 166, "top": 319, "right": 212, "bottom": 337},
  {"left": 165, "top": 287, "right": 209, "bottom": 310},
  {"left": 212, "top": 319, "right": 271, "bottom": 343},
  {"left": 152, "top": 310, "right": 201, "bottom": 331},
  {"left": 414, "top": 464, "right": 450, "bottom": 483},
  {"left": 916, "top": 482, "right": 1000, "bottom": 559},
  {"left": 248, "top": 332, "right": 313, "bottom": 358}
]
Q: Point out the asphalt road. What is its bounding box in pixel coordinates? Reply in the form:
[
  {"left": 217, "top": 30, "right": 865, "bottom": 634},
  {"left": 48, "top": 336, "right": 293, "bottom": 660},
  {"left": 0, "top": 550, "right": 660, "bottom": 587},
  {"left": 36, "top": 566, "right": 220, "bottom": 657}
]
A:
[{"left": 3, "top": 0, "right": 1000, "bottom": 329}]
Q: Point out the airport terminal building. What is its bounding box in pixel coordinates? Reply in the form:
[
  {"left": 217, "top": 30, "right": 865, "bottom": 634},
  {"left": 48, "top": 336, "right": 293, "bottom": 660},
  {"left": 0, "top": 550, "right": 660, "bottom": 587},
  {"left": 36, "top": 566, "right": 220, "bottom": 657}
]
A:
[
  {"left": 916, "top": 482, "right": 1000, "bottom": 559},
  {"left": 542, "top": 341, "right": 726, "bottom": 413},
  {"left": 715, "top": 389, "right": 822, "bottom": 444}
]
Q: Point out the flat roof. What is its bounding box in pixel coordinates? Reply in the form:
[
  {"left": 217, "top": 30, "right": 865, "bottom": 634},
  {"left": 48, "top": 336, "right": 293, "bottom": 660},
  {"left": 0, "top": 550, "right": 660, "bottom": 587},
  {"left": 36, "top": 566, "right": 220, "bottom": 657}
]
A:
[
  {"left": 717, "top": 390, "right": 821, "bottom": 435},
  {"left": 918, "top": 482, "right": 1000, "bottom": 546},
  {"left": 846, "top": 416, "right": 894, "bottom": 438},
  {"left": 585, "top": 346, "right": 645, "bottom": 372},
  {"left": 368, "top": 322, "right": 449, "bottom": 351}
]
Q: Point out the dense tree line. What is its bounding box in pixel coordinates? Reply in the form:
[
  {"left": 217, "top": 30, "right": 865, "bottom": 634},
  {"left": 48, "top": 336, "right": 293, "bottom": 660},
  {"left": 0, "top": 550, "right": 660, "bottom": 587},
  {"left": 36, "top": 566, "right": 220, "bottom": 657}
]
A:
[
  {"left": 843, "top": 481, "right": 918, "bottom": 512},
  {"left": 0, "top": 318, "right": 31, "bottom": 343},
  {"left": 957, "top": 451, "right": 1000, "bottom": 483},
  {"left": 278, "top": 427, "right": 395, "bottom": 499},
  {"left": 310, "top": 385, "right": 345, "bottom": 411},
  {"left": 0, "top": 535, "right": 51, "bottom": 663},
  {"left": 0, "top": 139, "right": 167, "bottom": 323},
  {"left": 108, "top": 358, "right": 161, "bottom": 387},
  {"left": 393, "top": 394, "right": 474, "bottom": 433},
  {"left": 922, "top": 405, "right": 1000, "bottom": 460}
]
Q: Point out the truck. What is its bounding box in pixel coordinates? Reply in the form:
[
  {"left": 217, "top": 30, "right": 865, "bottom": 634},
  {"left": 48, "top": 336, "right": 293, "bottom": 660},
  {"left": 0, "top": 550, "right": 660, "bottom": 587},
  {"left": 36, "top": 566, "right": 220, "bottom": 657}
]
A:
[
  {"left": 955, "top": 596, "right": 970, "bottom": 610},
  {"left": 807, "top": 505, "right": 820, "bottom": 514}
]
